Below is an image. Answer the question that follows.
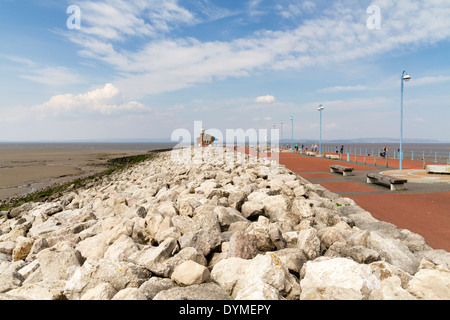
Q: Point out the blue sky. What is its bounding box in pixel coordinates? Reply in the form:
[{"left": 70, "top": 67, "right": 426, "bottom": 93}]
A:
[{"left": 1, "top": 0, "right": 450, "bottom": 142}]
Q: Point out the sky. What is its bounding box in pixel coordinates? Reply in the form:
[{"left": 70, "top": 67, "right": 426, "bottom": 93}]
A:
[{"left": 1, "top": 0, "right": 450, "bottom": 143}]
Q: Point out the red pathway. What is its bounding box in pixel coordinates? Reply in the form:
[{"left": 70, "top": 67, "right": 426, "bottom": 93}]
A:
[{"left": 275, "top": 152, "right": 450, "bottom": 252}]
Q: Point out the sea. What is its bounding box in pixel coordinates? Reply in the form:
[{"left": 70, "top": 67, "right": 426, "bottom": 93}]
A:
[{"left": 0, "top": 142, "right": 449, "bottom": 164}]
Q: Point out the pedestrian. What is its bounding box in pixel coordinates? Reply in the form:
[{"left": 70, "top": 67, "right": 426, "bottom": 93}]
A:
[{"left": 340, "top": 144, "right": 344, "bottom": 154}]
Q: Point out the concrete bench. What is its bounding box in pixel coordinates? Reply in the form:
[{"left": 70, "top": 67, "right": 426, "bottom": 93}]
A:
[
  {"left": 326, "top": 154, "right": 340, "bottom": 160},
  {"left": 367, "top": 173, "right": 407, "bottom": 191},
  {"left": 330, "top": 165, "right": 354, "bottom": 176},
  {"left": 426, "top": 165, "right": 450, "bottom": 174},
  {"left": 306, "top": 151, "right": 317, "bottom": 156}
]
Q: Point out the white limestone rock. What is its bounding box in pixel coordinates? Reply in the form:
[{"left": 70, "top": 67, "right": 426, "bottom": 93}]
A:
[
  {"left": 171, "top": 260, "right": 211, "bottom": 286},
  {"left": 211, "top": 253, "right": 299, "bottom": 299},
  {"left": 367, "top": 231, "right": 420, "bottom": 275},
  {"left": 80, "top": 282, "right": 118, "bottom": 300},
  {"left": 369, "top": 276, "right": 416, "bottom": 300},
  {"left": 407, "top": 269, "right": 450, "bottom": 300},
  {"left": 300, "top": 257, "right": 381, "bottom": 300}
]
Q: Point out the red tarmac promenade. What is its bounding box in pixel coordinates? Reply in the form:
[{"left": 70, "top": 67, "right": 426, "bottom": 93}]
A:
[{"left": 275, "top": 151, "right": 450, "bottom": 252}]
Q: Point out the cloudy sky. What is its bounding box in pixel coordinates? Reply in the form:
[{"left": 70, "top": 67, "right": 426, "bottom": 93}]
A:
[{"left": 1, "top": 0, "right": 450, "bottom": 142}]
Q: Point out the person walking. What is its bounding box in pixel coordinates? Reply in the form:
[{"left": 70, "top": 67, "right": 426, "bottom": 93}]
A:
[{"left": 381, "top": 146, "right": 388, "bottom": 158}]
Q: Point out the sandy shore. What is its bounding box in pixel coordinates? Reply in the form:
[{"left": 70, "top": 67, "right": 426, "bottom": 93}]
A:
[{"left": 0, "top": 150, "right": 140, "bottom": 201}]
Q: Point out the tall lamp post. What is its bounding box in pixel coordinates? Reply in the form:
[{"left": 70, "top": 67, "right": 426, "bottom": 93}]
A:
[
  {"left": 290, "top": 116, "right": 294, "bottom": 153},
  {"left": 400, "top": 71, "right": 411, "bottom": 170},
  {"left": 273, "top": 123, "right": 276, "bottom": 150},
  {"left": 318, "top": 104, "right": 324, "bottom": 157},
  {"left": 280, "top": 120, "right": 283, "bottom": 150}
]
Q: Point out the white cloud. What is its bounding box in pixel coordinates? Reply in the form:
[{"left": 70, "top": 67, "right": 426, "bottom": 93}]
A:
[
  {"left": 5, "top": 55, "right": 35, "bottom": 67},
  {"left": 255, "top": 95, "right": 276, "bottom": 104},
  {"left": 72, "top": 0, "right": 196, "bottom": 41},
  {"left": 277, "top": 1, "right": 316, "bottom": 19},
  {"left": 2, "top": 56, "right": 84, "bottom": 87},
  {"left": 64, "top": 0, "right": 450, "bottom": 99},
  {"left": 20, "top": 67, "right": 84, "bottom": 87},
  {"left": 317, "top": 85, "right": 369, "bottom": 94},
  {"left": 301, "top": 97, "right": 393, "bottom": 113},
  {"left": 409, "top": 76, "right": 450, "bottom": 87},
  {"left": 31, "top": 83, "right": 150, "bottom": 119}
]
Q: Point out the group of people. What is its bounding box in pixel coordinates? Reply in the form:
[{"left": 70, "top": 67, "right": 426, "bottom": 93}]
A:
[
  {"left": 334, "top": 144, "right": 345, "bottom": 154},
  {"left": 284, "top": 144, "right": 390, "bottom": 158}
]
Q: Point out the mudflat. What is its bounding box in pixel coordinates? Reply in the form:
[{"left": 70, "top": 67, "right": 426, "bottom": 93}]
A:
[{"left": 0, "top": 150, "right": 139, "bottom": 201}]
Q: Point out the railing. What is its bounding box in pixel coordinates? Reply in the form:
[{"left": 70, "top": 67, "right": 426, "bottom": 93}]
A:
[{"left": 318, "top": 146, "right": 450, "bottom": 165}]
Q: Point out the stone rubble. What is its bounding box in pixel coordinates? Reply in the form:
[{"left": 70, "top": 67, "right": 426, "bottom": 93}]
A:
[{"left": 0, "top": 147, "right": 449, "bottom": 300}]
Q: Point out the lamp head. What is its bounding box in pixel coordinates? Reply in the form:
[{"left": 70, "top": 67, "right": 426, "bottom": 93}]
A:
[
  {"left": 403, "top": 74, "right": 411, "bottom": 82},
  {"left": 318, "top": 104, "right": 324, "bottom": 111}
]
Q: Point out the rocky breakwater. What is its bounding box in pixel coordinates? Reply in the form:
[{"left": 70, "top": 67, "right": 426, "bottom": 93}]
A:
[{"left": 0, "top": 147, "right": 449, "bottom": 300}]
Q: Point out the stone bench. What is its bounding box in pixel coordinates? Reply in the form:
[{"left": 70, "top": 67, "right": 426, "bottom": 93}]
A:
[
  {"left": 367, "top": 173, "right": 407, "bottom": 191},
  {"left": 326, "top": 154, "right": 340, "bottom": 160},
  {"left": 306, "top": 151, "right": 317, "bottom": 156},
  {"left": 426, "top": 165, "right": 450, "bottom": 174},
  {"left": 330, "top": 165, "right": 354, "bottom": 176}
]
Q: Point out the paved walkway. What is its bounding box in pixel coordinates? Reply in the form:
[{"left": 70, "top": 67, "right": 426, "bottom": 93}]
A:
[{"left": 276, "top": 152, "right": 450, "bottom": 252}]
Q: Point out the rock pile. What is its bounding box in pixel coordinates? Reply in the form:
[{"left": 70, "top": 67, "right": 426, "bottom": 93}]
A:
[{"left": 1, "top": 147, "right": 449, "bottom": 300}]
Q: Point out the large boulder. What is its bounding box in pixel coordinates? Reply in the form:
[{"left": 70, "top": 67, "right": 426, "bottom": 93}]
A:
[
  {"left": 407, "top": 269, "right": 450, "bottom": 300},
  {"left": 300, "top": 258, "right": 381, "bottom": 300},
  {"left": 64, "top": 258, "right": 151, "bottom": 300},
  {"left": 127, "top": 237, "right": 178, "bottom": 277},
  {"left": 211, "top": 253, "right": 299, "bottom": 299},
  {"left": 367, "top": 231, "right": 420, "bottom": 275},
  {"left": 369, "top": 276, "right": 416, "bottom": 300},
  {"left": 37, "top": 247, "right": 84, "bottom": 281},
  {"left": 153, "top": 283, "right": 232, "bottom": 300},
  {"left": 297, "top": 227, "right": 321, "bottom": 260},
  {"left": 171, "top": 260, "right": 211, "bottom": 286}
]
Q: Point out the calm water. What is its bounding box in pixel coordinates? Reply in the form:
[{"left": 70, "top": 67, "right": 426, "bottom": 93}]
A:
[{"left": 0, "top": 142, "right": 449, "bottom": 163}]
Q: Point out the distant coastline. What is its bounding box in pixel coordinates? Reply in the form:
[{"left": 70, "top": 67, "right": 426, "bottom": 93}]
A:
[{"left": 0, "top": 137, "right": 448, "bottom": 144}]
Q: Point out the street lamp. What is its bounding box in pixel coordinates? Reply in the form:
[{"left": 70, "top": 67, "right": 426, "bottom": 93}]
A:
[
  {"left": 280, "top": 120, "right": 283, "bottom": 149},
  {"left": 273, "top": 123, "right": 276, "bottom": 150},
  {"left": 290, "top": 116, "right": 293, "bottom": 153},
  {"left": 400, "top": 71, "right": 411, "bottom": 170},
  {"left": 318, "top": 104, "right": 325, "bottom": 157}
]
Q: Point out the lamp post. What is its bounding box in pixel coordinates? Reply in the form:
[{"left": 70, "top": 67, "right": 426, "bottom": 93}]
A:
[
  {"left": 400, "top": 71, "right": 411, "bottom": 170},
  {"left": 281, "top": 120, "right": 283, "bottom": 150},
  {"left": 290, "top": 116, "right": 293, "bottom": 153},
  {"left": 318, "top": 104, "right": 324, "bottom": 157},
  {"left": 273, "top": 123, "right": 276, "bottom": 150}
]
